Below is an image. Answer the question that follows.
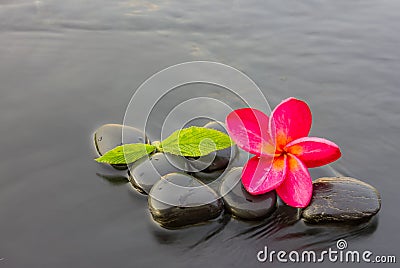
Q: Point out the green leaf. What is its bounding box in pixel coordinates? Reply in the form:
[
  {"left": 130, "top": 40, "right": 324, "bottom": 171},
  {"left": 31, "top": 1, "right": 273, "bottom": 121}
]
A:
[
  {"left": 95, "top": 143, "right": 156, "bottom": 164},
  {"left": 161, "top": 126, "right": 234, "bottom": 157}
]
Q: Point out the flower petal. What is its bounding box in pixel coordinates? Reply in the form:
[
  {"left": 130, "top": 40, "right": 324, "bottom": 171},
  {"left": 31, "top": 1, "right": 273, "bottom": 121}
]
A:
[
  {"left": 269, "top": 98, "right": 312, "bottom": 150},
  {"left": 276, "top": 154, "right": 312, "bottom": 208},
  {"left": 242, "top": 155, "right": 287, "bottom": 195},
  {"left": 285, "top": 137, "right": 341, "bottom": 168},
  {"left": 226, "top": 108, "right": 274, "bottom": 155}
]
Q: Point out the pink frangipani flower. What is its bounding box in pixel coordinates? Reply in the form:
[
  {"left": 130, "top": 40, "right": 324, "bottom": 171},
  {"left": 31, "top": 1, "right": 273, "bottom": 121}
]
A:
[{"left": 226, "top": 97, "right": 341, "bottom": 208}]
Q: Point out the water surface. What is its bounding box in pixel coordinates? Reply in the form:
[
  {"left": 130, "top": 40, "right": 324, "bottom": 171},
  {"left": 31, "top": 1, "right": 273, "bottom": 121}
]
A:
[{"left": 1, "top": 1, "right": 399, "bottom": 267}]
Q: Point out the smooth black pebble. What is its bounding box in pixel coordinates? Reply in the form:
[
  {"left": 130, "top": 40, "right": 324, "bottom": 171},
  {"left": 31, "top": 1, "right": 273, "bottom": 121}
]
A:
[
  {"left": 129, "top": 153, "right": 185, "bottom": 194},
  {"left": 148, "top": 173, "right": 224, "bottom": 229},
  {"left": 192, "top": 121, "right": 238, "bottom": 180},
  {"left": 194, "top": 148, "right": 249, "bottom": 182},
  {"left": 220, "top": 167, "right": 277, "bottom": 220},
  {"left": 94, "top": 124, "right": 150, "bottom": 170},
  {"left": 302, "top": 177, "right": 381, "bottom": 224}
]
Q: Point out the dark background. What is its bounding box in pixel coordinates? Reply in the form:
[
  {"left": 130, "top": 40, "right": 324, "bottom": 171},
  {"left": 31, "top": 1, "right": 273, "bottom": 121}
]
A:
[{"left": 0, "top": 1, "right": 399, "bottom": 267}]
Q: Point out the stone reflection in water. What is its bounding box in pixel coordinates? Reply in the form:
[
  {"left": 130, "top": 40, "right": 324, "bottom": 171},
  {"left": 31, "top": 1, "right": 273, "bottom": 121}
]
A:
[
  {"left": 148, "top": 212, "right": 231, "bottom": 248},
  {"left": 95, "top": 173, "right": 130, "bottom": 185},
  {"left": 235, "top": 203, "right": 301, "bottom": 241},
  {"left": 273, "top": 217, "right": 379, "bottom": 252},
  {"left": 95, "top": 162, "right": 131, "bottom": 185}
]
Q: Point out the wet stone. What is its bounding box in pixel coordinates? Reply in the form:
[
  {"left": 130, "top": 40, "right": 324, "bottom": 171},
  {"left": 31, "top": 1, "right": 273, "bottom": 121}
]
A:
[
  {"left": 128, "top": 153, "right": 184, "bottom": 194},
  {"left": 302, "top": 177, "right": 381, "bottom": 224},
  {"left": 193, "top": 169, "right": 224, "bottom": 183},
  {"left": 193, "top": 147, "right": 250, "bottom": 187},
  {"left": 220, "top": 167, "right": 277, "bottom": 220},
  {"left": 94, "top": 124, "right": 149, "bottom": 155},
  {"left": 229, "top": 148, "right": 250, "bottom": 168},
  {"left": 192, "top": 121, "right": 238, "bottom": 179},
  {"left": 190, "top": 152, "right": 234, "bottom": 173},
  {"left": 162, "top": 152, "right": 198, "bottom": 173},
  {"left": 94, "top": 124, "right": 150, "bottom": 170},
  {"left": 148, "top": 173, "right": 224, "bottom": 229},
  {"left": 202, "top": 121, "right": 237, "bottom": 171}
]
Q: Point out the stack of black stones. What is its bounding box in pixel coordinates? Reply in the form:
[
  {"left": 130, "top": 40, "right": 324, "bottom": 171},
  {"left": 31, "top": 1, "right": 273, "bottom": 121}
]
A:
[{"left": 94, "top": 123, "right": 381, "bottom": 229}]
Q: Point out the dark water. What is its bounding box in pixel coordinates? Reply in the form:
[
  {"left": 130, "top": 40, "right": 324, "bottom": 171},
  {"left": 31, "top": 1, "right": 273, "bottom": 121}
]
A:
[{"left": 1, "top": 1, "right": 399, "bottom": 267}]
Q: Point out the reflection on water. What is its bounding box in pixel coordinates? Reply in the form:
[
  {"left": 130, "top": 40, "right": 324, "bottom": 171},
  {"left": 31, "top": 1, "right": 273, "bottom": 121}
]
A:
[
  {"left": 150, "top": 212, "right": 231, "bottom": 248},
  {"left": 134, "top": 162, "right": 379, "bottom": 255},
  {"left": 279, "top": 217, "right": 379, "bottom": 252},
  {"left": 96, "top": 173, "right": 130, "bottom": 185},
  {"left": 237, "top": 204, "right": 301, "bottom": 242}
]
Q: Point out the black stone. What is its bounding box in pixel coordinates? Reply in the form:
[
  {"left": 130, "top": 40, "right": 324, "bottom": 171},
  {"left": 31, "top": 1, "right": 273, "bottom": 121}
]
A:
[
  {"left": 94, "top": 124, "right": 150, "bottom": 170},
  {"left": 202, "top": 121, "right": 232, "bottom": 158},
  {"left": 220, "top": 167, "right": 277, "bottom": 220},
  {"left": 202, "top": 121, "right": 237, "bottom": 171},
  {"left": 229, "top": 148, "right": 250, "bottom": 168},
  {"left": 148, "top": 173, "right": 224, "bottom": 229},
  {"left": 302, "top": 177, "right": 381, "bottom": 224},
  {"left": 193, "top": 147, "right": 249, "bottom": 187},
  {"left": 193, "top": 169, "right": 225, "bottom": 183},
  {"left": 128, "top": 153, "right": 185, "bottom": 194},
  {"left": 192, "top": 121, "right": 238, "bottom": 179}
]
